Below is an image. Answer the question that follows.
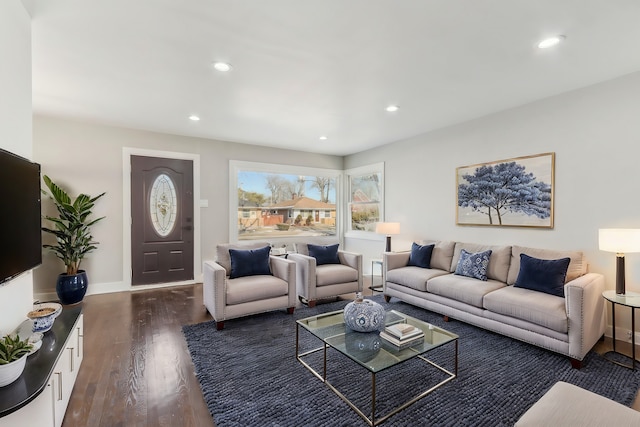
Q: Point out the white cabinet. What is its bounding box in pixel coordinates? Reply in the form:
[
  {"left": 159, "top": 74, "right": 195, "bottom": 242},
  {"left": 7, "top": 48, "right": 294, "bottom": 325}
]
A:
[{"left": 0, "top": 312, "right": 84, "bottom": 427}]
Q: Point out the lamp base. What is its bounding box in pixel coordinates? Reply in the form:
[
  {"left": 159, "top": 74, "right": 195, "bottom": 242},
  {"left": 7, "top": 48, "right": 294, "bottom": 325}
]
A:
[
  {"left": 385, "top": 236, "right": 391, "bottom": 253},
  {"left": 616, "top": 254, "right": 626, "bottom": 295}
]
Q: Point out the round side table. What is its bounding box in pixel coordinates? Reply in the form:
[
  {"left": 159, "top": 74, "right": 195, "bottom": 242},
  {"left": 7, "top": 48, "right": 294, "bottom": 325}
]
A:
[{"left": 602, "top": 290, "right": 640, "bottom": 370}]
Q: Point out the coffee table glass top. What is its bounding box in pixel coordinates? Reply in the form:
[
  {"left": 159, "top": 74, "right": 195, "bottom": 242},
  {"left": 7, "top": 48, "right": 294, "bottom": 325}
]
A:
[{"left": 297, "top": 309, "right": 458, "bottom": 372}]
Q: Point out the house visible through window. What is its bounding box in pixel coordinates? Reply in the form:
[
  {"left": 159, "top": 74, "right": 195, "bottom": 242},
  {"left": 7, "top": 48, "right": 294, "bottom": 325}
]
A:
[{"left": 230, "top": 161, "right": 341, "bottom": 241}]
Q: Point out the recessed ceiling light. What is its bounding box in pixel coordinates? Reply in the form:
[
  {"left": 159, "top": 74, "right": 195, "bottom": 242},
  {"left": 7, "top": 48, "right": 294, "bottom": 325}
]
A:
[
  {"left": 189, "top": 115, "right": 200, "bottom": 121},
  {"left": 319, "top": 136, "right": 328, "bottom": 140},
  {"left": 537, "top": 35, "right": 566, "bottom": 49},
  {"left": 212, "top": 62, "right": 232, "bottom": 72},
  {"left": 385, "top": 105, "right": 399, "bottom": 112}
]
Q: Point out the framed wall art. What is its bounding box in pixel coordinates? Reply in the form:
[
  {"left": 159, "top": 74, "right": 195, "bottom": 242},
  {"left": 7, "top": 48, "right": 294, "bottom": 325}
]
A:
[{"left": 456, "top": 152, "right": 555, "bottom": 228}]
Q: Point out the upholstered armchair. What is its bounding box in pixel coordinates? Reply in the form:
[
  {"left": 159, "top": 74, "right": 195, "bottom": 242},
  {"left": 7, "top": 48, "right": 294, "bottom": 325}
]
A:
[
  {"left": 288, "top": 243, "right": 363, "bottom": 307},
  {"left": 203, "top": 242, "right": 297, "bottom": 330}
]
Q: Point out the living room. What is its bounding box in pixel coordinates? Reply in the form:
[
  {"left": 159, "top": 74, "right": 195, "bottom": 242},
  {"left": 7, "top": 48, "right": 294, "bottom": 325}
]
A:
[{"left": 2, "top": 1, "right": 640, "bottom": 426}]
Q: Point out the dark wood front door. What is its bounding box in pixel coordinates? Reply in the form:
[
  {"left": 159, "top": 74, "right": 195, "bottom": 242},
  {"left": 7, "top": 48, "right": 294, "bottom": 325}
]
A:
[{"left": 131, "top": 156, "right": 194, "bottom": 285}]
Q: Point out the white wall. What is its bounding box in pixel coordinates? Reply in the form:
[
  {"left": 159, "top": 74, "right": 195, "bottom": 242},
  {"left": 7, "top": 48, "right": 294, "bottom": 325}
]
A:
[
  {"left": 32, "top": 116, "right": 343, "bottom": 297},
  {"left": 344, "top": 71, "right": 640, "bottom": 334},
  {"left": 0, "top": 0, "right": 33, "bottom": 335}
]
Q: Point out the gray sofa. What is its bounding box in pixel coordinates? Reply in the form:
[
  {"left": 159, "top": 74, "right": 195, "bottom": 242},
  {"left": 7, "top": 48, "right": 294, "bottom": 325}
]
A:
[{"left": 383, "top": 240, "right": 606, "bottom": 367}]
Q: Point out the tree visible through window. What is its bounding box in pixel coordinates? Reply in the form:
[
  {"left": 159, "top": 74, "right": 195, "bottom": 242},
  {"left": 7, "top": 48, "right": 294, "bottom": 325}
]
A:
[
  {"left": 346, "top": 163, "right": 384, "bottom": 233},
  {"left": 231, "top": 162, "right": 340, "bottom": 241}
]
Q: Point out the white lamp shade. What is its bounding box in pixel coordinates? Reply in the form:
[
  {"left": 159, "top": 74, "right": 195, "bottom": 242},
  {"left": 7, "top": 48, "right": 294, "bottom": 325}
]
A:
[
  {"left": 375, "top": 222, "right": 400, "bottom": 235},
  {"left": 599, "top": 228, "right": 640, "bottom": 253}
]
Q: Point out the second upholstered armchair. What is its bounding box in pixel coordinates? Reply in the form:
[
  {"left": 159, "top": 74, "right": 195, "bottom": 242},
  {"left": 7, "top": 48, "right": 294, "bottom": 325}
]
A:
[{"left": 288, "top": 243, "right": 362, "bottom": 307}]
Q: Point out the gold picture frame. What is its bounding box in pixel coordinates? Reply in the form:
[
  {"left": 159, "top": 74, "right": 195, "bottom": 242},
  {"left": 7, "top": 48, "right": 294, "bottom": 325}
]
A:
[{"left": 456, "top": 152, "right": 555, "bottom": 228}]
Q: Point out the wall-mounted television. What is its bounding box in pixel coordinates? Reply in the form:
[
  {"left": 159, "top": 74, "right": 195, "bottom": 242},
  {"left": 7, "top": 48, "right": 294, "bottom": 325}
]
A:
[{"left": 0, "top": 148, "right": 42, "bottom": 285}]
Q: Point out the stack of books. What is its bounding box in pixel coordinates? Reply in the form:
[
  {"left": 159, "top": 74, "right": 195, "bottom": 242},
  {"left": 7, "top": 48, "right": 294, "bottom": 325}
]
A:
[{"left": 379, "top": 323, "right": 425, "bottom": 349}]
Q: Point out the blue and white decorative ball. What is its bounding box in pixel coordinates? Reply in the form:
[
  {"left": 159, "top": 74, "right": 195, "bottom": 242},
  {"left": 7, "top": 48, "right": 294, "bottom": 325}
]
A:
[{"left": 344, "top": 296, "right": 386, "bottom": 332}]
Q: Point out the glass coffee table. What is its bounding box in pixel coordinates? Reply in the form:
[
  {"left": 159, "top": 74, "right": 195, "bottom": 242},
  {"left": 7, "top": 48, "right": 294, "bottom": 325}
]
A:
[{"left": 296, "top": 309, "right": 458, "bottom": 426}]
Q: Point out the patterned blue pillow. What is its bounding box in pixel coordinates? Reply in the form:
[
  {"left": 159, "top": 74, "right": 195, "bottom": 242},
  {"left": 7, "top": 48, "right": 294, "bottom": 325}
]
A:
[{"left": 454, "top": 249, "right": 492, "bottom": 281}]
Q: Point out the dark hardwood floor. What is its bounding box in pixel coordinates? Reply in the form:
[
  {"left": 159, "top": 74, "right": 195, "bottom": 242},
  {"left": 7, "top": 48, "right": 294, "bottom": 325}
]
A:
[{"left": 62, "top": 278, "right": 639, "bottom": 426}]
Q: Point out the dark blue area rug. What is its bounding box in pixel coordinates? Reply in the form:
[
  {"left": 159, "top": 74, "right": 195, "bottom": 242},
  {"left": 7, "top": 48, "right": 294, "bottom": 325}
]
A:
[{"left": 183, "top": 295, "right": 640, "bottom": 426}]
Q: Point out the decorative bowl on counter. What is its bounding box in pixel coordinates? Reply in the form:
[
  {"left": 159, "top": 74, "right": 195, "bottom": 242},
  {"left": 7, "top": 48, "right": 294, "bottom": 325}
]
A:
[{"left": 27, "top": 303, "right": 62, "bottom": 333}]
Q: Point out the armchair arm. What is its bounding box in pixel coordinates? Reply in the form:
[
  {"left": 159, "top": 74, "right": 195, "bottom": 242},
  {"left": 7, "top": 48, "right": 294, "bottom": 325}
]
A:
[
  {"left": 339, "top": 250, "right": 363, "bottom": 292},
  {"left": 203, "top": 260, "right": 228, "bottom": 321},
  {"left": 269, "top": 256, "right": 297, "bottom": 307},
  {"left": 565, "top": 273, "right": 606, "bottom": 360},
  {"left": 288, "top": 253, "right": 317, "bottom": 301}
]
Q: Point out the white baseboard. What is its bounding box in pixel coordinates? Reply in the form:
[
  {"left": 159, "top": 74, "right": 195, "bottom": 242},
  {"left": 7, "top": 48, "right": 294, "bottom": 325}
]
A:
[
  {"left": 34, "top": 273, "right": 203, "bottom": 303},
  {"left": 604, "top": 325, "right": 640, "bottom": 344}
]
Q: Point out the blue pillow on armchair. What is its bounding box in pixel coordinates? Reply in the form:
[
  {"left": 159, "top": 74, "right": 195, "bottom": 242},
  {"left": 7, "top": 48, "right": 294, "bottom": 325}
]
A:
[
  {"left": 514, "top": 253, "right": 571, "bottom": 297},
  {"left": 308, "top": 243, "right": 340, "bottom": 265},
  {"left": 229, "top": 246, "right": 272, "bottom": 279},
  {"left": 454, "top": 249, "right": 492, "bottom": 281},
  {"left": 408, "top": 242, "right": 435, "bottom": 268}
]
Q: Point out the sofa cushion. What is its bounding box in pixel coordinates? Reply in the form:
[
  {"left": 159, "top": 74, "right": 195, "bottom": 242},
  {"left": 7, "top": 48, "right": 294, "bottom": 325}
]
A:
[
  {"left": 507, "top": 245, "right": 586, "bottom": 285},
  {"left": 418, "top": 240, "right": 456, "bottom": 271},
  {"left": 454, "top": 249, "right": 492, "bottom": 281},
  {"left": 483, "top": 286, "right": 568, "bottom": 333},
  {"left": 316, "top": 264, "right": 358, "bottom": 287},
  {"left": 408, "top": 242, "right": 434, "bottom": 268},
  {"left": 450, "top": 242, "right": 512, "bottom": 282},
  {"left": 308, "top": 243, "right": 340, "bottom": 265},
  {"left": 226, "top": 275, "right": 289, "bottom": 305},
  {"left": 386, "top": 266, "right": 449, "bottom": 292},
  {"left": 427, "top": 273, "right": 506, "bottom": 308},
  {"left": 217, "top": 241, "right": 270, "bottom": 275},
  {"left": 229, "top": 246, "right": 272, "bottom": 279},
  {"left": 514, "top": 254, "right": 571, "bottom": 297}
]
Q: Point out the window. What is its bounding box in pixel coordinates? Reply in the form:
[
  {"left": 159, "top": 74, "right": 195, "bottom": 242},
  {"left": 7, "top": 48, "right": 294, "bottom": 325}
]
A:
[
  {"left": 230, "top": 161, "right": 341, "bottom": 241},
  {"left": 345, "top": 163, "right": 384, "bottom": 235}
]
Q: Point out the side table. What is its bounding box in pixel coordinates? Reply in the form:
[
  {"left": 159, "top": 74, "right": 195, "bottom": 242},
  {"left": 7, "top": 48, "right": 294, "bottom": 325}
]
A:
[
  {"left": 602, "top": 290, "right": 640, "bottom": 370},
  {"left": 370, "top": 259, "right": 384, "bottom": 292}
]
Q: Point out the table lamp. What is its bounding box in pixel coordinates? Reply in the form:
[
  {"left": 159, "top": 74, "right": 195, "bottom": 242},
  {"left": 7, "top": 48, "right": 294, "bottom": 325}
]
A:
[
  {"left": 599, "top": 228, "right": 640, "bottom": 295},
  {"left": 375, "top": 222, "right": 400, "bottom": 252}
]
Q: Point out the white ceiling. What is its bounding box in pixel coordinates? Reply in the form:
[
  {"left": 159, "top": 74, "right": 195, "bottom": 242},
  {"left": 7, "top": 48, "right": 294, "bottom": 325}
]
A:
[{"left": 30, "top": 1, "right": 640, "bottom": 156}]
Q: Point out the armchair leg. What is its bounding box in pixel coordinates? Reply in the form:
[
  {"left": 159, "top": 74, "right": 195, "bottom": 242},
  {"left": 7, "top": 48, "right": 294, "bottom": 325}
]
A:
[
  {"left": 384, "top": 295, "right": 391, "bottom": 303},
  {"left": 308, "top": 300, "right": 317, "bottom": 308},
  {"left": 215, "top": 321, "right": 224, "bottom": 331},
  {"left": 287, "top": 307, "right": 295, "bottom": 314}
]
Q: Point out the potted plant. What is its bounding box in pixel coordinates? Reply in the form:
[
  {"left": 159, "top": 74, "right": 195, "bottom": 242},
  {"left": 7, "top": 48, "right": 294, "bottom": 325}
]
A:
[
  {"left": 41, "top": 175, "right": 106, "bottom": 305},
  {"left": 0, "top": 335, "right": 32, "bottom": 387}
]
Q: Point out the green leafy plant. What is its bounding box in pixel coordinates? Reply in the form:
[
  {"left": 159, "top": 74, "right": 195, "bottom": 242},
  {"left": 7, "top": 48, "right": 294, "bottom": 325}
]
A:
[
  {"left": 0, "top": 335, "right": 32, "bottom": 364},
  {"left": 41, "top": 175, "right": 106, "bottom": 275}
]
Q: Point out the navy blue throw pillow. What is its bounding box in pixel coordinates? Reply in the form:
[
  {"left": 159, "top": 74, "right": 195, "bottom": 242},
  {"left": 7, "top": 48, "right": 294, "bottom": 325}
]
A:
[
  {"left": 229, "top": 246, "right": 272, "bottom": 279},
  {"left": 408, "top": 242, "right": 435, "bottom": 268},
  {"left": 308, "top": 243, "right": 340, "bottom": 265},
  {"left": 514, "top": 253, "right": 571, "bottom": 297}
]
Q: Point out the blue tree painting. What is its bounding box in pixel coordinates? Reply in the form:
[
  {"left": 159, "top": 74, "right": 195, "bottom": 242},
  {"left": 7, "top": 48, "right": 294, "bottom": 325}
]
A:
[{"left": 457, "top": 153, "right": 554, "bottom": 227}]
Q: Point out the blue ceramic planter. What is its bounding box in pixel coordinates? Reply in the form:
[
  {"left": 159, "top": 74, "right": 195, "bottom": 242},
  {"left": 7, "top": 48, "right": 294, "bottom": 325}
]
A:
[
  {"left": 343, "top": 293, "right": 386, "bottom": 332},
  {"left": 56, "top": 270, "right": 88, "bottom": 305}
]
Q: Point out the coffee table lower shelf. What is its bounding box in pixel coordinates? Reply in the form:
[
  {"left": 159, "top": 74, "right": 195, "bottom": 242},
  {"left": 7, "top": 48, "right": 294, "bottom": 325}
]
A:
[{"left": 296, "top": 329, "right": 458, "bottom": 426}]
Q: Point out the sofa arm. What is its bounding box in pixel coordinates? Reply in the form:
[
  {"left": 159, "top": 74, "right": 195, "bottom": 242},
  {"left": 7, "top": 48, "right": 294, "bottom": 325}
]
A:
[
  {"left": 287, "top": 253, "right": 317, "bottom": 301},
  {"left": 203, "top": 260, "right": 228, "bottom": 321},
  {"left": 383, "top": 251, "right": 411, "bottom": 272},
  {"left": 269, "top": 256, "right": 297, "bottom": 307},
  {"left": 565, "top": 273, "right": 606, "bottom": 360}
]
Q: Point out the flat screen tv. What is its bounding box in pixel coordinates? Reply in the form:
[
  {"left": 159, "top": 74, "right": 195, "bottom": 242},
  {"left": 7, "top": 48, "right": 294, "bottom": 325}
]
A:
[{"left": 0, "top": 148, "right": 42, "bottom": 285}]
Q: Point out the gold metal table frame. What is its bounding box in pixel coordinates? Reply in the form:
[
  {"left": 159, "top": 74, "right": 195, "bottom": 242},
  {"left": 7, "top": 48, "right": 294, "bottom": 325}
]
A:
[{"left": 296, "top": 310, "right": 458, "bottom": 426}]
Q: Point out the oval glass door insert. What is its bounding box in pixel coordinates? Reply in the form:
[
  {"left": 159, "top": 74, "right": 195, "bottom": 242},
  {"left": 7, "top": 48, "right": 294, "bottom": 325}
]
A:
[{"left": 150, "top": 173, "right": 177, "bottom": 237}]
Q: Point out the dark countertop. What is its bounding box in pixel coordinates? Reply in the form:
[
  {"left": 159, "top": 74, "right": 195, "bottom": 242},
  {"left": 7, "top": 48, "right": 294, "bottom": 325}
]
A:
[{"left": 0, "top": 304, "right": 82, "bottom": 417}]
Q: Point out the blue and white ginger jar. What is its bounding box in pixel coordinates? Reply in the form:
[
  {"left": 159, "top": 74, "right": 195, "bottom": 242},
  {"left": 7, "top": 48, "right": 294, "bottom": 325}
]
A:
[{"left": 343, "top": 293, "right": 386, "bottom": 332}]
